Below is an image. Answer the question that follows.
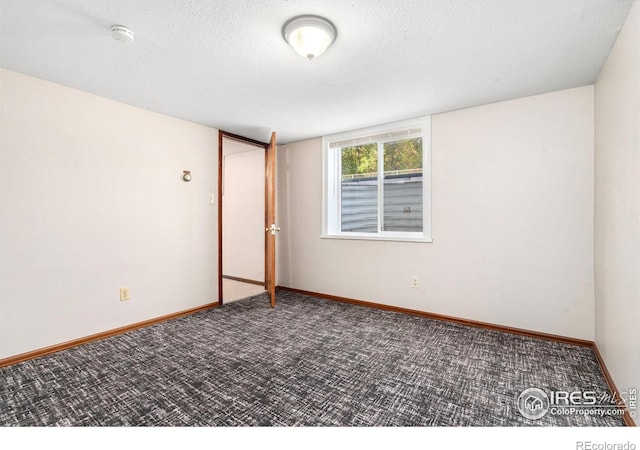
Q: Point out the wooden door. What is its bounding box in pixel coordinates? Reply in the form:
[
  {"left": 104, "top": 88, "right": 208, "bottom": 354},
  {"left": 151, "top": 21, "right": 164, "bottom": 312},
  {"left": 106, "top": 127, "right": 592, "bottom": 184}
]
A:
[{"left": 265, "top": 132, "right": 278, "bottom": 307}]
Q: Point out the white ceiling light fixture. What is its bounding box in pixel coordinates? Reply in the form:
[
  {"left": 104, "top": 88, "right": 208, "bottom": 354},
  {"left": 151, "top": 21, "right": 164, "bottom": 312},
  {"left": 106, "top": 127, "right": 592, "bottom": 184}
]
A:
[
  {"left": 111, "top": 25, "right": 134, "bottom": 43},
  {"left": 282, "top": 15, "right": 337, "bottom": 61}
]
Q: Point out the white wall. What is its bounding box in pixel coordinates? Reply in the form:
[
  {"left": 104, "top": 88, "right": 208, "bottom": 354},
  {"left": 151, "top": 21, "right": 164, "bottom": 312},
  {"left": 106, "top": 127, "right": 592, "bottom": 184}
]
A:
[
  {"left": 0, "top": 69, "right": 218, "bottom": 359},
  {"left": 594, "top": 1, "right": 640, "bottom": 396},
  {"left": 222, "top": 139, "right": 265, "bottom": 282},
  {"left": 278, "top": 86, "right": 595, "bottom": 340}
]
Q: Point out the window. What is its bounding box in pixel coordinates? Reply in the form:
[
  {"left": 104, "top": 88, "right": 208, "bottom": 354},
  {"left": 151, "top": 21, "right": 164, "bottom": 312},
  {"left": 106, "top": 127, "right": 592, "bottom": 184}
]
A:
[{"left": 322, "top": 116, "right": 432, "bottom": 242}]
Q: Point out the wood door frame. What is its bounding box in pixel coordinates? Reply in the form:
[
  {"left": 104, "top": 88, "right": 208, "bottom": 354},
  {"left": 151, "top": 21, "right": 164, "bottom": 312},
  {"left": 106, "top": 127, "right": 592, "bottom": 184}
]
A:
[{"left": 218, "top": 130, "right": 269, "bottom": 305}]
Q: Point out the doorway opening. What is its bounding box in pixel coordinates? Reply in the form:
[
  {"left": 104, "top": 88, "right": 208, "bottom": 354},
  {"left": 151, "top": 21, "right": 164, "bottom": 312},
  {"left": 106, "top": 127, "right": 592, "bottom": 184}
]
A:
[{"left": 218, "top": 131, "right": 277, "bottom": 306}]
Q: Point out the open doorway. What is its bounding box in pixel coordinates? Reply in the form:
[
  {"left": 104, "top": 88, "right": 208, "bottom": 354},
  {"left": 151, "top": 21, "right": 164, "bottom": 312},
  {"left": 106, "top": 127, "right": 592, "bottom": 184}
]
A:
[
  {"left": 220, "top": 134, "right": 266, "bottom": 303},
  {"left": 221, "top": 136, "right": 266, "bottom": 302},
  {"left": 218, "top": 130, "right": 278, "bottom": 306}
]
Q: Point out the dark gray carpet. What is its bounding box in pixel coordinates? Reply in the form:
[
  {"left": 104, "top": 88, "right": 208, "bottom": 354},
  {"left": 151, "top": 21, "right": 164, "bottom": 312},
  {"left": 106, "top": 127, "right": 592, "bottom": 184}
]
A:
[{"left": 0, "top": 290, "right": 625, "bottom": 426}]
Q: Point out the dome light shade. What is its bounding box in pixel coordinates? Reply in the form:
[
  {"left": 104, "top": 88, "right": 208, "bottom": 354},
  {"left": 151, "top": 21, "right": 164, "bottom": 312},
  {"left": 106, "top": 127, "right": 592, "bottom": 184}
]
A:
[{"left": 282, "top": 15, "right": 337, "bottom": 60}]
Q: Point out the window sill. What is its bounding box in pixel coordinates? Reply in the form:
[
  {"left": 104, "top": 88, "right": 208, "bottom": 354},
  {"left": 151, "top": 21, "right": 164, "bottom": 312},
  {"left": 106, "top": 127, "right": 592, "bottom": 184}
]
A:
[{"left": 320, "top": 233, "right": 433, "bottom": 243}]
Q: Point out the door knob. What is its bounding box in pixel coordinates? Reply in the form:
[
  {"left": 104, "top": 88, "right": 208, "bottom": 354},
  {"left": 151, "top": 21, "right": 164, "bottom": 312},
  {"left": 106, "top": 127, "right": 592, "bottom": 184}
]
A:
[{"left": 266, "top": 224, "right": 281, "bottom": 235}]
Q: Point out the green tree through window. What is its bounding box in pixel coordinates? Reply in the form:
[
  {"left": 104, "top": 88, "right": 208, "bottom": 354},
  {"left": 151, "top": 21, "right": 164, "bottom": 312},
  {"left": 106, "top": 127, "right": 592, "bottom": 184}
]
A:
[
  {"left": 341, "top": 138, "right": 422, "bottom": 177},
  {"left": 384, "top": 138, "right": 422, "bottom": 173},
  {"left": 341, "top": 144, "right": 377, "bottom": 176}
]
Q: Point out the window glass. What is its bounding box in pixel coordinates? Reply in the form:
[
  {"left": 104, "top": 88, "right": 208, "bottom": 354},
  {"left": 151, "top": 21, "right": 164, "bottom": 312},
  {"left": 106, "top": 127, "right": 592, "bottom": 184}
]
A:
[
  {"left": 341, "top": 144, "right": 378, "bottom": 233},
  {"left": 383, "top": 138, "right": 423, "bottom": 232}
]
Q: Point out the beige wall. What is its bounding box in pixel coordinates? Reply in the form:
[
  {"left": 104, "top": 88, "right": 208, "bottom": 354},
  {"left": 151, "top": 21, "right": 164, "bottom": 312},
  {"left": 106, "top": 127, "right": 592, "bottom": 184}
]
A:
[
  {"left": 278, "top": 86, "right": 595, "bottom": 340},
  {"left": 594, "top": 1, "right": 640, "bottom": 395},
  {"left": 0, "top": 69, "right": 218, "bottom": 359},
  {"left": 222, "top": 139, "right": 265, "bottom": 282}
]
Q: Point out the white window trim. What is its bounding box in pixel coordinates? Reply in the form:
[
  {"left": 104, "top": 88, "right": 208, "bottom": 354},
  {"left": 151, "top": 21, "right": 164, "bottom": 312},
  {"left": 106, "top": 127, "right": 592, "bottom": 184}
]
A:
[{"left": 322, "top": 116, "right": 432, "bottom": 243}]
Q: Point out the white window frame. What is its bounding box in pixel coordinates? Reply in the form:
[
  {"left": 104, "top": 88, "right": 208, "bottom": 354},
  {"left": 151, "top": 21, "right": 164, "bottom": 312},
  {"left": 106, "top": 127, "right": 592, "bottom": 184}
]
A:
[{"left": 322, "top": 116, "right": 432, "bottom": 243}]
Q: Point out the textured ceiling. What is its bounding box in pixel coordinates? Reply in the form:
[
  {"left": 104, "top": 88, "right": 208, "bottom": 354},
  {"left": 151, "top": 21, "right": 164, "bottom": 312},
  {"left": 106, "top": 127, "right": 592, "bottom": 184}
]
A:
[{"left": 0, "top": 0, "right": 635, "bottom": 144}]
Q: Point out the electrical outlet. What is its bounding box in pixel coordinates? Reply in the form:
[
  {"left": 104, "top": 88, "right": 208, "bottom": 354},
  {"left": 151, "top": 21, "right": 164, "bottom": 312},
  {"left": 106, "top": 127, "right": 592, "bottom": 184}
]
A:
[
  {"left": 411, "top": 276, "right": 419, "bottom": 288},
  {"left": 120, "top": 287, "right": 130, "bottom": 301}
]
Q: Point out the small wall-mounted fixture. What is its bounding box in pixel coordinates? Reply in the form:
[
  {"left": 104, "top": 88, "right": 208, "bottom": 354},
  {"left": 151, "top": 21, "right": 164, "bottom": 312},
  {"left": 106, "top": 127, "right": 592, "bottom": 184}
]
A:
[
  {"left": 111, "top": 25, "right": 134, "bottom": 43},
  {"left": 282, "top": 15, "right": 337, "bottom": 60},
  {"left": 182, "top": 170, "right": 192, "bottom": 182}
]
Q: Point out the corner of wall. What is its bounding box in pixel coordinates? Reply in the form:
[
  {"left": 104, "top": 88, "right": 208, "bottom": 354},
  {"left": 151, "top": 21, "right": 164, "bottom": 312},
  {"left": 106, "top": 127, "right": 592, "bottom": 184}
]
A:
[{"left": 593, "top": 0, "right": 640, "bottom": 400}]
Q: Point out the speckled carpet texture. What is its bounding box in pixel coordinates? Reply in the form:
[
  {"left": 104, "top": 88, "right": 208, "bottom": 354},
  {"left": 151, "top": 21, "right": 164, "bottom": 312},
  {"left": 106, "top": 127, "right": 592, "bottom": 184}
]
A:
[{"left": 0, "top": 290, "right": 625, "bottom": 426}]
